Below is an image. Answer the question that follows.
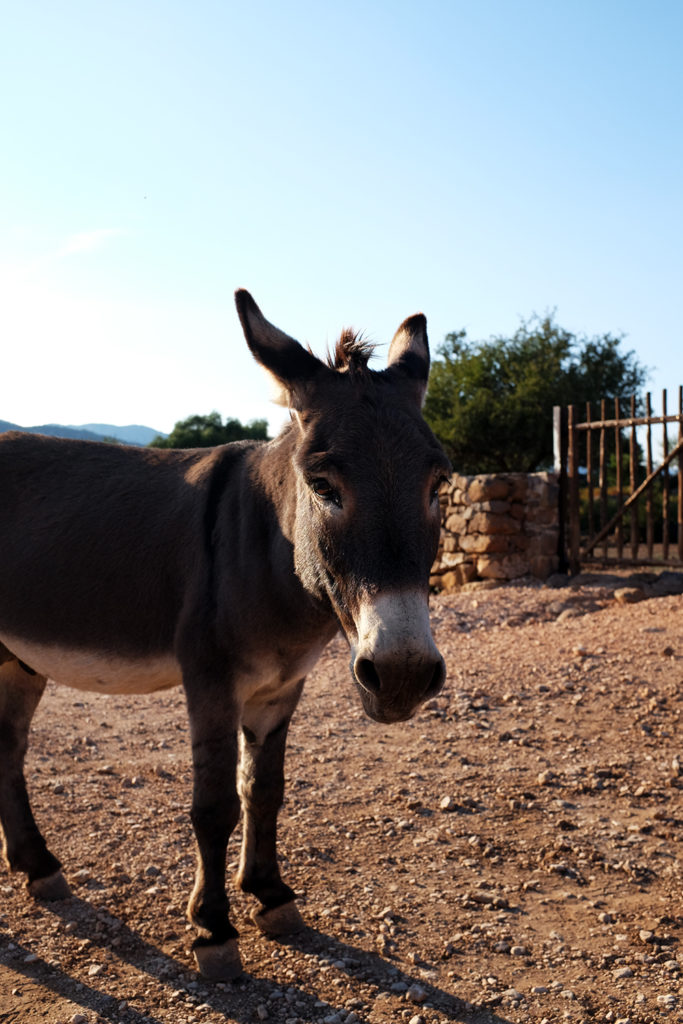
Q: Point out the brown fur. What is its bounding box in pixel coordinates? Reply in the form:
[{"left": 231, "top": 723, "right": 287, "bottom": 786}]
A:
[{"left": 327, "top": 329, "right": 375, "bottom": 371}]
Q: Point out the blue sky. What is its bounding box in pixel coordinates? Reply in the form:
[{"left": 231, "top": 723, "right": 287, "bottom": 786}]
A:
[{"left": 1, "top": 1, "right": 681, "bottom": 436}]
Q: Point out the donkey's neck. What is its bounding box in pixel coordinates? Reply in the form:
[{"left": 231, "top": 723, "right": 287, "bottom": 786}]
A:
[
  {"left": 249, "top": 424, "right": 300, "bottom": 544},
  {"left": 239, "top": 429, "right": 337, "bottom": 634}
]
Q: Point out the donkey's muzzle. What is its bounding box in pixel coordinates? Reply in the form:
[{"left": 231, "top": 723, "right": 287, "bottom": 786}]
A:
[
  {"left": 353, "top": 650, "right": 446, "bottom": 723},
  {"left": 351, "top": 589, "right": 446, "bottom": 723}
]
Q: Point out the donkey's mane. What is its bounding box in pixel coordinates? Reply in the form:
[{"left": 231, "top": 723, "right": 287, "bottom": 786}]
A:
[{"left": 327, "top": 330, "right": 376, "bottom": 372}]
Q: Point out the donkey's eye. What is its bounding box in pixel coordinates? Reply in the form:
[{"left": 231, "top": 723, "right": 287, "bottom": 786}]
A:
[
  {"left": 430, "top": 476, "right": 448, "bottom": 503},
  {"left": 310, "top": 478, "right": 342, "bottom": 507}
]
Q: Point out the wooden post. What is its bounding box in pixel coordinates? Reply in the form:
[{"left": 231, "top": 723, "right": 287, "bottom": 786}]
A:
[
  {"left": 599, "top": 398, "right": 608, "bottom": 560},
  {"left": 645, "top": 392, "right": 654, "bottom": 559},
  {"left": 586, "top": 402, "right": 594, "bottom": 543},
  {"left": 675, "top": 385, "right": 679, "bottom": 561},
  {"left": 662, "top": 389, "right": 669, "bottom": 561},
  {"left": 553, "top": 406, "right": 569, "bottom": 573},
  {"left": 615, "top": 397, "right": 623, "bottom": 559},
  {"left": 629, "top": 395, "right": 638, "bottom": 559},
  {"left": 568, "top": 405, "right": 580, "bottom": 574}
]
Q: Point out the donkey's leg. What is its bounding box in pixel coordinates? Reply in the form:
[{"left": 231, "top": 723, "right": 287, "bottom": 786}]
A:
[
  {"left": 0, "top": 661, "right": 71, "bottom": 899},
  {"left": 184, "top": 682, "right": 242, "bottom": 980},
  {"left": 237, "top": 680, "right": 305, "bottom": 937}
]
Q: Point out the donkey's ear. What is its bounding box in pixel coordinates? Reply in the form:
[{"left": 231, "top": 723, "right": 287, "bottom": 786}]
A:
[
  {"left": 235, "top": 290, "right": 324, "bottom": 408},
  {"left": 386, "top": 313, "right": 430, "bottom": 406}
]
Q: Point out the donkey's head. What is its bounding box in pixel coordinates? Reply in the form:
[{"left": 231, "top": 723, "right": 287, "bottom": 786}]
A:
[{"left": 236, "top": 290, "right": 451, "bottom": 724}]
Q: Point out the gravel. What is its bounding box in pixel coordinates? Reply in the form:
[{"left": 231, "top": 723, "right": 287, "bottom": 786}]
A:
[{"left": 0, "top": 570, "right": 682, "bottom": 1023}]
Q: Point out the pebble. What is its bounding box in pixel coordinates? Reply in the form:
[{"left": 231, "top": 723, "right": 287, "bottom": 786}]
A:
[
  {"left": 614, "top": 586, "right": 645, "bottom": 604},
  {"left": 657, "top": 994, "right": 677, "bottom": 1008},
  {"left": 256, "top": 1005, "right": 269, "bottom": 1021},
  {"left": 613, "top": 966, "right": 633, "bottom": 979},
  {"left": 406, "top": 984, "right": 427, "bottom": 1004},
  {"left": 502, "top": 988, "right": 523, "bottom": 1002},
  {"left": 71, "top": 1016, "right": 88, "bottom": 1024},
  {"left": 439, "top": 795, "right": 457, "bottom": 811},
  {"left": 466, "top": 890, "right": 494, "bottom": 906},
  {"left": 510, "top": 945, "right": 528, "bottom": 956}
]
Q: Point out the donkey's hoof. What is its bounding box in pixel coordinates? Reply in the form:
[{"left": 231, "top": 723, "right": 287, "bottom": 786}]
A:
[
  {"left": 252, "top": 900, "right": 305, "bottom": 937},
  {"left": 193, "top": 938, "right": 242, "bottom": 981},
  {"left": 28, "top": 870, "right": 72, "bottom": 901}
]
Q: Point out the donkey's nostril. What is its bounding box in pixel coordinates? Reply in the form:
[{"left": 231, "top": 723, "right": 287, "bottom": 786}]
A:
[
  {"left": 425, "top": 656, "right": 447, "bottom": 699},
  {"left": 354, "top": 657, "right": 382, "bottom": 695}
]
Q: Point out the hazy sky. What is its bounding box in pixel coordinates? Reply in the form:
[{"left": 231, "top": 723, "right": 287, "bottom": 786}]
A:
[{"left": 2, "top": 1, "right": 681, "bottom": 435}]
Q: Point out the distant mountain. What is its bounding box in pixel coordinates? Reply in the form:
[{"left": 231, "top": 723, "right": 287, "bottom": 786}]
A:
[
  {"left": 78, "top": 423, "right": 165, "bottom": 445},
  {"left": 0, "top": 420, "right": 167, "bottom": 445}
]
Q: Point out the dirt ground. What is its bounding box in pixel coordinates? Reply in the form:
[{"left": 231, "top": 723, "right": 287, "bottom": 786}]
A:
[{"left": 1, "top": 570, "right": 682, "bottom": 1024}]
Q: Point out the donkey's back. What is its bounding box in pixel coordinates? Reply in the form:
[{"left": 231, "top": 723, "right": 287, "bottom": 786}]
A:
[{"left": 0, "top": 431, "right": 244, "bottom": 683}]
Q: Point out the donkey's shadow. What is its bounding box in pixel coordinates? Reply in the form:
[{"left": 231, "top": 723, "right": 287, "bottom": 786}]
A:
[
  {"left": 276, "top": 925, "right": 514, "bottom": 1024},
  {"left": 4, "top": 896, "right": 513, "bottom": 1024}
]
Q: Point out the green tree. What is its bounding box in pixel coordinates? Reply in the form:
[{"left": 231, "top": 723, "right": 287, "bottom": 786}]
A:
[
  {"left": 149, "top": 412, "right": 269, "bottom": 449},
  {"left": 423, "top": 314, "right": 647, "bottom": 473}
]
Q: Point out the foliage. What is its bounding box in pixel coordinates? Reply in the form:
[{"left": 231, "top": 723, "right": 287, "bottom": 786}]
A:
[
  {"left": 149, "top": 411, "right": 269, "bottom": 449},
  {"left": 423, "top": 314, "right": 648, "bottom": 473}
]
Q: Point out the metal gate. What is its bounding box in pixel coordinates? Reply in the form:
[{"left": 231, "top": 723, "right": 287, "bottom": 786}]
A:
[{"left": 554, "top": 388, "right": 683, "bottom": 574}]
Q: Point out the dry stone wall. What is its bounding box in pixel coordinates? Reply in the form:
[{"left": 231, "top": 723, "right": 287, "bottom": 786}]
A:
[{"left": 431, "top": 472, "right": 560, "bottom": 592}]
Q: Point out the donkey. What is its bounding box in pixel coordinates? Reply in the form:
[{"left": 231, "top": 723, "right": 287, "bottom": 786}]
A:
[{"left": 0, "top": 290, "right": 451, "bottom": 979}]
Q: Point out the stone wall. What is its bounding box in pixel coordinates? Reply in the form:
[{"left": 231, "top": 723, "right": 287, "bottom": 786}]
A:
[{"left": 430, "top": 472, "right": 560, "bottom": 592}]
